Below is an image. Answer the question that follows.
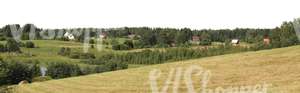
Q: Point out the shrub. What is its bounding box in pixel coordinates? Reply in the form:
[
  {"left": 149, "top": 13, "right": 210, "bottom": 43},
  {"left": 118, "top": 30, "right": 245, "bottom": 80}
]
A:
[
  {"left": 5, "top": 39, "right": 21, "bottom": 53},
  {"left": 58, "top": 37, "right": 69, "bottom": 41},
  {"left": 199, "top": 39, "right": 212, "bottom": 46},
  {"left": 124, "top": 40, "right": 134, "bottom": 49},
  {"left": 47, "top": 62, "right": 82, "bottom": 79},
  {"left": 0, "top": 59, "right": 8, "bottom": 85},
  {"left": 32, "top": 76, "right": 52, "bottom": 82},
  {"left": 69, "top": 52, "right": 95, "bottom": 59},
  {"left": 105, "top": 62, "right": 128, "bottom": 71},
  {"left": 119, "top": 44, "right": 129, "bottom": 50},
  {"left": 112, "top": 44, "right": 121, "bottom": 50},
  {"left": 91, "top": 45, "right": 94, "bottom": 49},
  {"left": 18, "top": 42, "right": 25, "bottom": 47},
  {"left": 58, "top": 47, "right": 71, "bottom": 56},
  {"left": 0, "top": 60, "right": 41, "bottom": 85},
  {"left": 25, "top": 41, "right": 35, "bottom": 48},
  {"left": 5, "top": 61, "right": 32, "bottom": 84},
  {"left": 89, "top": 39, "right": 95, "bottom": 44},
  {"left": 0, "top": 44, "right": 6, "bottom": 52},
  {"left": 0, "top": 37, "right": 6, "bottom": 41},
  {"left": 94, "top": 65, "right": 108, "bottom": 73},
  {"left": 69, "top": 53, "right": 80, "bottom": 59},
  {"left": 112, "top": 44, "right": 130, "bottom": 50},
  {"left": 79, "top": 53, "right": 95, "bottom": 59}
]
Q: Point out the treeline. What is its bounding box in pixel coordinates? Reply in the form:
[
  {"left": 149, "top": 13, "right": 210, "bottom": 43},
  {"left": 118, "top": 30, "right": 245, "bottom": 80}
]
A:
[
  {"left": 106, "top": 21, "right": 298, "bottom": 49},
  {"left": 83, "top": 34, "right": 297, "bottom": 65},
  {"left": 58, "top": 47, "right": 96, "bottom": 59},
  {"left": 0, "top": 59, "right": 128, "bottom": 86},
  {"left": 1, "top": 19, "right": 299, "bottom": 49},
  {"left": 0, "top": 39, "right": 36, "bottom": 53},
  {"left": 82, "top": 44, "right": 250, "bottom": 65}
]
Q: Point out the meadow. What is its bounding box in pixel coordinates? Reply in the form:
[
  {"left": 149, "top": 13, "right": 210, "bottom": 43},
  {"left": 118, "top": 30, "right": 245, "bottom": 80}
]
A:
[
  {"left": 12, "top": 45, "right": 300, "bottom": 93},
  {"left": 0, "top": 40, "right": 146, "bottom": 68}
]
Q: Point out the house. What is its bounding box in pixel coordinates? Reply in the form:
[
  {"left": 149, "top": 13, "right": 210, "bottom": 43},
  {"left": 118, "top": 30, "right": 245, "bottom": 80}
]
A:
[
  {"left": 128, "top": 33, "right": 140, "bottom": 39},
  {"left": 192, "top": 35, "right": 200, "bottom": 41},
  {"left": 64, "top": 32, "right": 75, "bottom": 40},
  {"left": 263, "top": 37, "right": 270, "bottom": 45},
  {"left": 128, "top": 34, "right": 136, "bottom": 39},
  {"left": 99, "top": 32, "right": 107, "bottom": 39},
  {"left": 231, "top": 39, "right": 240, "bottom": 45}
]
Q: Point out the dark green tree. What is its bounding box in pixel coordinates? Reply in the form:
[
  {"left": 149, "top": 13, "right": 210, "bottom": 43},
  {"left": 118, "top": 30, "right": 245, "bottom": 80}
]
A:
[{"left": 5, "top": 39, "right": 21, "bottom": 53}]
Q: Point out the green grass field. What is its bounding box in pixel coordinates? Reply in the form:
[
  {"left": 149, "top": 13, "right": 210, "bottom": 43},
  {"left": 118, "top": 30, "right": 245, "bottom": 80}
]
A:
[
  {"left": 12, "top": 45, "right": 300, "bottom": 93},
  {"left": 0, "top": 40, "right": 147, "bottom": 68},
  {"left": 0, "top": 40, "right": 131, "bottom": 62}
]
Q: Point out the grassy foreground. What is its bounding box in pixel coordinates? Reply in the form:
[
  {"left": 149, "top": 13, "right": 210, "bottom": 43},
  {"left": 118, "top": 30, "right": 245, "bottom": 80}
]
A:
[{"left": 14, "top": 45, "right": 300, "bottom": 93}]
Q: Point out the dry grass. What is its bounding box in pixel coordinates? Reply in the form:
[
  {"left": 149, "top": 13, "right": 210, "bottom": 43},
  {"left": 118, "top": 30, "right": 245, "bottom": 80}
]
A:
[{"left": 14, "top": 45, "right": 300, "bottom": 93}]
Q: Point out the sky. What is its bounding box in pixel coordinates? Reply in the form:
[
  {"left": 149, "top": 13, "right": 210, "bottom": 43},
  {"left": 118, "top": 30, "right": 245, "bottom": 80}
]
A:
[{"left": 0, "top": 0, "right": 300, "bottom": 29}]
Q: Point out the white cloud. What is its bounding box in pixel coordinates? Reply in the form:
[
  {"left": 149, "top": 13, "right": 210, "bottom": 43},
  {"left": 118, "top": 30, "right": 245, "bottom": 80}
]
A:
[{"left": 0, "top": 0, "right": 300, "bottom": 29}]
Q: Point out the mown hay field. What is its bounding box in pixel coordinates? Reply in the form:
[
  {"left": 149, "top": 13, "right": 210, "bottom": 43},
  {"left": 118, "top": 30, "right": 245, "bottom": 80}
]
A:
[{"left": 14, "top": 45, "right": 300, "bottom": 93}]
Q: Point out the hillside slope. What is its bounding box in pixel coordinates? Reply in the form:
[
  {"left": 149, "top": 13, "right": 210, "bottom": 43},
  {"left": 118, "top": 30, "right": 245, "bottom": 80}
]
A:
[{"left": 14, "top": 45, "right": 300, "bottom": 93}]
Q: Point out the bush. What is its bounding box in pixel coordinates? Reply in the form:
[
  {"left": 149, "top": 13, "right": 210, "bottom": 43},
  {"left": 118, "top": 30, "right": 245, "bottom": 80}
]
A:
[
  {"left": 58, "top": 37, "right": 69, "bottom": 41},
  {"left": 5, "top": 39, "right": 21, "bottom": 53},
  {"left": 91, "top": 45, "right": 94, "bottom": 49},
  {"left": 80, "top": 53, "right": 96, "bottom": 59},
  {"left": 0, "top": 59, "right": 8, "bottom": 85},
  {"left": 32, "top": 76, "right": 52, "bottom": 82},
  {"left": 18, "top": 42, "right": 25, "bottom": 47},
  {"left": 0, "top": 60, "right": 42, "bottom": 85},
  {"left": 112, "top": 44, "right": 130, "bottom": 50},
  {"left": 0, "top": 44, "right": 6, "bottom": 52},
  {"left": 112, "top": 44, "right": 120, "bottom": 50},
  {"left": 89, "top": 39, "right": 95, "bottom": 44},
  {"left": 25, "top": 41, "right": 35, "bottom": 48},
  {"left": 5, "top": 61, "right": 33, "bottom": 84},
  {"left": 0, "top": 37, "right": 6, "bottom": 41},
  {"left": 105, "top": 62, "right": 128, "bottom": 71},
  {"left": 199, "top": 39, "right": 212, "bottom": 46},
  {"left": 69, "top": 52, "right": 95, "bottom": 59},
  {"left": 58, "top": 47, "right": 71, "bottom": 56},
  {"left": 47, "top": 62, "right": 82, "bottom": 79},
  {"left": 69, "top": 53, "right": 80, "bottom": 59},
  {"left": 124, "top": 40, "right": 134, "bottom": 49}
]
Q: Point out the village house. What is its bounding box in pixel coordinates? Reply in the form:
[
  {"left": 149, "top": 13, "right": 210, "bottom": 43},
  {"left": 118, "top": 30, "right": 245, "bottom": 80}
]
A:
[
  {"left": 128, "top": 33, "right": 141, "bottom": 39},
  {"left": 192, "top": 35, "right": 200, "bottom": 41},
  {"left": 231, "top": 39, "right": 240, "bottom": 45},
  {"left": 190, "top": 35, "right": 200, "bottom": 44},
  {"left": 263, "top": 37, "right": 270, "bottom": 45},
  {"left": 128, "top": 34, "right": 136, "bottom": 39},
  {"left": 64, "top": 32, "right": 75, "bottom": 40},
  {"left": 99, "top": 32, "right": 107, "bottom": 39}
]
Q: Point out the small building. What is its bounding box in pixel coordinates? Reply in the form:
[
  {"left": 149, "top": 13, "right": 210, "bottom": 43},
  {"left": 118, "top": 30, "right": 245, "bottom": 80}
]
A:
[
  {"left": 231, "top": 39, "right": 240, "bottom": 45},
  {"left": 128, "top": 33, "right": 140, "bottom": 39},
  {"left": 99, "top": 32, "right": 107, "bottom": 39},
  {"left": 192, "top": 35, "right": 200, "bottom": 41},
  {"left": 64, "top": 32, "right": 75, "bottom": 40},
  {"left": 128, "top": 34, "right": 136, "bottom": 39},
  {"left": 263, "top": 37, "right": 270, "bottom": 45}
]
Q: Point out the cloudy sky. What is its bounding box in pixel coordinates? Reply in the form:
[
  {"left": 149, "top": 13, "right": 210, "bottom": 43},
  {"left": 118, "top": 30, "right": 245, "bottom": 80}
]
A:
[{"left": 1, "top": 0, "right": 300, "bottom": 29}]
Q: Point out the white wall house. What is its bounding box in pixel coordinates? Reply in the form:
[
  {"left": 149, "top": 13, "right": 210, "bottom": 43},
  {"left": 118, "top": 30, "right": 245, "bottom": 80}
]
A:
[
  {"left": 64, "top": 32, "right": 75, "bottom": 40},
  {"left": 231, "top": 39, "right": 240, "bottom": 45},
  {"left": 99, "top": 34, "right": 106, "bottom": 39}
]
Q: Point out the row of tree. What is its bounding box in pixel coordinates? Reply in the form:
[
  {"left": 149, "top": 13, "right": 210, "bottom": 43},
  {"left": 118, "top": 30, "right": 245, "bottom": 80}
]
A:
[
  {"left": 0, "top": 59, "right": 128, "bottom": 86},
  {"left": 0, "top": 39, "right": 36, "bottom": 53},
  {"left": 83, "top": 44, "right": 250, "bottom": 65},
  {"left": 0, "top": 19, "right": 299, "bottom": 49}
]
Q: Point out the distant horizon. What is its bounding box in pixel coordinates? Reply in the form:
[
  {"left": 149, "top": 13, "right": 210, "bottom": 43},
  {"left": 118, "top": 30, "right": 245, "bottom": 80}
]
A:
[{"left": 0, "top": 22, "right": 289, "bottom": 30}]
